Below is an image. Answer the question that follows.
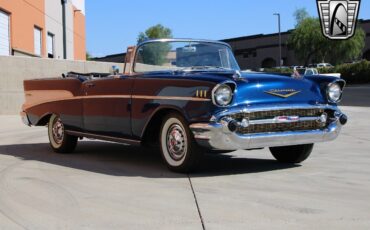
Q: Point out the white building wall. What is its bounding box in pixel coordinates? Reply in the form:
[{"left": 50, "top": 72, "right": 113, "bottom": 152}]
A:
[
  {"left": 45, "top": 0, "right": 80, "bottom": 60},
  {"left": 45, "top": 0, "right": 63, "bottom": 59},
  {"left": 65, "top": 1, "right": 74, "bottom": 60}
]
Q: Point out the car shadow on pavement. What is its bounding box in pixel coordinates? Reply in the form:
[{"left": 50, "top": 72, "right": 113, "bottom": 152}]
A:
[{"left": 0, "top": 141, "right": 299, "bottom": 178}]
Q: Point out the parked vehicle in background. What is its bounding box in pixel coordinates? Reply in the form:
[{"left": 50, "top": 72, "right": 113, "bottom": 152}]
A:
[
  {"left": 303, "top": 68, "right": 319, "bottom": 76},
  {"left": 290, "top": 66, "right": 304, "bottom": 69},
  {"left": 293, "top": 67, "right": 340, "bottom": 78},
  {"left": 309, "top": 63, "right": 334, "bottom": 68},
  {"left": 21, "top": 39, "right": 348, "bottom": 172},
  {"left": 317, "top": 63, "right": 334, "bottom": 68}
]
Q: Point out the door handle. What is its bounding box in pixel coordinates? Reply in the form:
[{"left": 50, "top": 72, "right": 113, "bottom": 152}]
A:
[{"left": 86, "top": 83, "right": 95, "bottom": 88}]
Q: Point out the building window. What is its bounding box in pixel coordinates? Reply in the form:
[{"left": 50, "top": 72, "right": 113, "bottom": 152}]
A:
[
  {"left": 0, "top": 10, "right": 10, "bottom": 56},
  {"left": 47, "top": 33, "right": 55, "bottom": 58},
  {"left": 34, "top": 26, "right": 42, "bottom": 56}
]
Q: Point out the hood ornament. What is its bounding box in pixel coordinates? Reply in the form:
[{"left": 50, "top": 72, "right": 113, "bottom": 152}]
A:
[{"left": 265, "top": 89, "right": 301, "bottom": 98}]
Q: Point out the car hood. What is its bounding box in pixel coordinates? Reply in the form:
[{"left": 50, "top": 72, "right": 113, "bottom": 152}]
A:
[{"left": 233, "top": 73, "right": 326, "bottom": 107}]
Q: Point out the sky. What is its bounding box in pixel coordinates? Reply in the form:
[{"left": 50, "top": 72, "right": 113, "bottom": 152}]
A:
[{"left": 86, "top": 0, "right": 370, "bottom": 57}]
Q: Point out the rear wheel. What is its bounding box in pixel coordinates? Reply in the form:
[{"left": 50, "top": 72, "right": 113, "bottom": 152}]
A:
[
  {"left": 269, "top": 144, "right": 313, "bottom": 163},
  {"left": 48, "top": 114, "right": 77, "bottom": 153},
  {"left": 159, "top": 113, "right": 202, "bottom": 173}
]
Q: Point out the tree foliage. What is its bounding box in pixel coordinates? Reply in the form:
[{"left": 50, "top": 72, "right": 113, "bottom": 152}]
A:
[
  {"left": 137, "top": 24, "right": 173, "bottom": 65},
  {"left": 137, "top": 24, "right": 173, "bottom": 43},
  {"left": 288, "top": 9, "right": 365, "bottom": 65},
  {"left": 86, "top": 52, "right": 93, "bottom": 60},
  {"left": 294, "top": 8, "right": 309, "bottom": 26},
  {"left": 322, "top": 30, "right": 365, "bottom": 64}
]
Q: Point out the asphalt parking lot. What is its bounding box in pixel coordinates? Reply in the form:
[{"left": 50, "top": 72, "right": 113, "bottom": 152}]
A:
[{"left": 0, "top": 87, "right": 370, "bottom": 229}]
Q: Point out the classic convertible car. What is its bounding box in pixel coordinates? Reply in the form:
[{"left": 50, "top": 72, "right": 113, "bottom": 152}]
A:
[{"left": 21, "top": 39, "right": 347, "bottom": 172}]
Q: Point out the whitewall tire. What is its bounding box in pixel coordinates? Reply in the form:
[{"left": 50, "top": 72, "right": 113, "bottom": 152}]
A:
[
  {"left": 48, "top": 114, "right": 77, "bottom": 153},
  {"left": 159, "top": 113, "right": 201, "bottom": 172}
]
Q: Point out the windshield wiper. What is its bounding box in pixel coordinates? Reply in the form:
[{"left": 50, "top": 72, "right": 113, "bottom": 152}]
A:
[{"left": 191, "top": 66, "right": 232, "bottom": 70}]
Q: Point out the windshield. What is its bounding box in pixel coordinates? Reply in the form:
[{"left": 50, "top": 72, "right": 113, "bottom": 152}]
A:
[{"left": 134, "top": 41, "right": 240, "bottom": 73}]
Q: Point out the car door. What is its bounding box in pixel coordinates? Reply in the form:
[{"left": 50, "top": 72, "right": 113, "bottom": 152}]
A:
[{"left": 82, "top": 76, "right": 134, "bottom": 138}]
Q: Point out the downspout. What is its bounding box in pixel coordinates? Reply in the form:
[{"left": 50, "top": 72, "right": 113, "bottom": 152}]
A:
[{"left": 61, "top": 0, "right": 67, "bottom": 59}]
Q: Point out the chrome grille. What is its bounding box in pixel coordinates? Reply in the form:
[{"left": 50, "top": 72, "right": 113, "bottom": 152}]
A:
[
  {"left": 230, "top": 109, "right": 326, "bottom": 134},
  {"left": 231, "top": 109, "right": 324, "bottom": 120}
]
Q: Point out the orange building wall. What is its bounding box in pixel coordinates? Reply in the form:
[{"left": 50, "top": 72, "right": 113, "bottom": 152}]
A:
[
  {"left": 0, "top": 0, "right": 45, "bottom": 57},
  {"left": 73, "top": 7, "right": 85, "bottom": 60}
]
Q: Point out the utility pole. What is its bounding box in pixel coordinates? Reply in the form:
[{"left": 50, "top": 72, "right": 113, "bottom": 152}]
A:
[
  {"left": 61, "top": 0, "right": 67, "bottom": 59},
  {"left": 273, "top": 13, "right": 282, "bottom": 68}
]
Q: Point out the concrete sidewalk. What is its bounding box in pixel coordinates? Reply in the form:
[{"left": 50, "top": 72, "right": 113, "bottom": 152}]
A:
[{"left": 0, "top": 106, "right": 369, "bottom": 229}]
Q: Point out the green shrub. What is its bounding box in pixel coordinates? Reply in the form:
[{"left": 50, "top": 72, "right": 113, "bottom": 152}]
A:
[
  {"left": 261, "top": 61, "right": 370, "bottom": 84},
  {"left": 317, "top": 67, "right": 335, "bottom": 74},
  {"left": 319, "top": 61, "right": 370, "bottom": 84},
  {"left": 335, "top": 61, "right": 370, "bottom": 84}
]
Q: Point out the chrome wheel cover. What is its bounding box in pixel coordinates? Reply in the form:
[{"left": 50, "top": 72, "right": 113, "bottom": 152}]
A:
[
  {"left": 52, "top": 117, "right": 64, "bottom": 144},
  {"left": 166, "top": 124, "right": 187, "bottom": 161}
]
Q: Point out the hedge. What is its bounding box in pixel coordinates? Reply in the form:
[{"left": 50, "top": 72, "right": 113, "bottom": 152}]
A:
[{"left": 323, "top": 61, "right": 370, "bottom": 84}]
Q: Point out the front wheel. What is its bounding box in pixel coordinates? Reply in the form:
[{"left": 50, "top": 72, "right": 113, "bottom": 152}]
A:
[
  {"left": 48, "top": 114, "right": 78, "bottom": 153},
  {"left": 269, "top": 144, "right": 313, "bottom": 164},
  {"left": 159, "top": 113, "right": 202, "bottom": 173}
]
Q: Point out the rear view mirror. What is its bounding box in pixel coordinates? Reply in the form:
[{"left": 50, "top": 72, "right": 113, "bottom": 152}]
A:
[{"left": 182, "top": 46, "right": 196, "bottom": 53}]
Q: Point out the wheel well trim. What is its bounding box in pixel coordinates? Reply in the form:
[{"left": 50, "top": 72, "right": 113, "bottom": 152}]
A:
[
  {"left": 140, "top": 105, "right": 188, "bottom": 139},
  {"left": 35, "top": 112, "right": 56, "bottom": 126}
]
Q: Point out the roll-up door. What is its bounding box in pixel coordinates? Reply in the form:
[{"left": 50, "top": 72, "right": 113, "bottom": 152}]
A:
[{"left": 0, "top": 10, "right": 10, "bottom": 56}]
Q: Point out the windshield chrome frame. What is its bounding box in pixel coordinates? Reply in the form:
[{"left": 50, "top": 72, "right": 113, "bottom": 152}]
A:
[
  {"left": 133, "top": 39, "right": 238, "bottom": 74},
  {"left": 137, "top": 38, "right": 232, "bottom": 49}
]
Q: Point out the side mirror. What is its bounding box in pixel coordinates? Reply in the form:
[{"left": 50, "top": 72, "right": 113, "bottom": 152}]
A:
[{"left": 110, "top": 65, "right": 120, "bottom": 75}]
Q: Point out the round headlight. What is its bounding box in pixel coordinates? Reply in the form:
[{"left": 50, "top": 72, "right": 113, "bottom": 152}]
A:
[
  {"left": 327, "top": 83, "right": 342, "bottom": 103},
  {"left": 213, "top": 84, "right": 233, "bottom": 106}
]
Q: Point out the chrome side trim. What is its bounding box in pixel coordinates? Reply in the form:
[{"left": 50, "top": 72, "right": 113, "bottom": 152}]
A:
[
  {"left": 132, "top": 95, "right": 210, "bottom": 102},
  {"left": 65, "top": 130, "right": 141, "bottom": 146},
  {"left": 23, "top": 93, "right": 211, "bottom": 110}
]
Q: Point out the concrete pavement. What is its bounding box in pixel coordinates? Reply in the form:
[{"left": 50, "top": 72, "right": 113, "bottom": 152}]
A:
[{"left": 0, "top": 106, "right": 370, "bottom": 229}]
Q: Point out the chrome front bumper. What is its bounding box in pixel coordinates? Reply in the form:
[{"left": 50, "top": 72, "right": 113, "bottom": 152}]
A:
[{"left": 190, "top": 105, "right": 345, "bottom": 150}]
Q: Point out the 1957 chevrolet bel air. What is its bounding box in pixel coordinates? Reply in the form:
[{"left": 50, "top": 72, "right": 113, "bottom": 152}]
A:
[{"left": 21, "top": 39, "right": 348, "bottom": 172}]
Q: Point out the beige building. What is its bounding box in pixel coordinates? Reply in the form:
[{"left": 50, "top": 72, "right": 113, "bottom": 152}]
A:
[
  {"left": 222, "top": 19, "right": 370, "bottom": 69},
  {"left": 0, "top": 0, "right": 86, "bottom": 60}
]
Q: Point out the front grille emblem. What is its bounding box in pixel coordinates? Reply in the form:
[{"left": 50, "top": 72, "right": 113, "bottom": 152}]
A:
[
  {"left": 274, "top": 116, "right": 300, "bottom": 123},
  {"left": 265, "top": 89, "right": 301, "bottom": 98}
]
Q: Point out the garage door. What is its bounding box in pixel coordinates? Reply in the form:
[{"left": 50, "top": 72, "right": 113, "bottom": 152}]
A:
[{"left": 0, "top": 10, "right": 10, "bottom": 56}]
